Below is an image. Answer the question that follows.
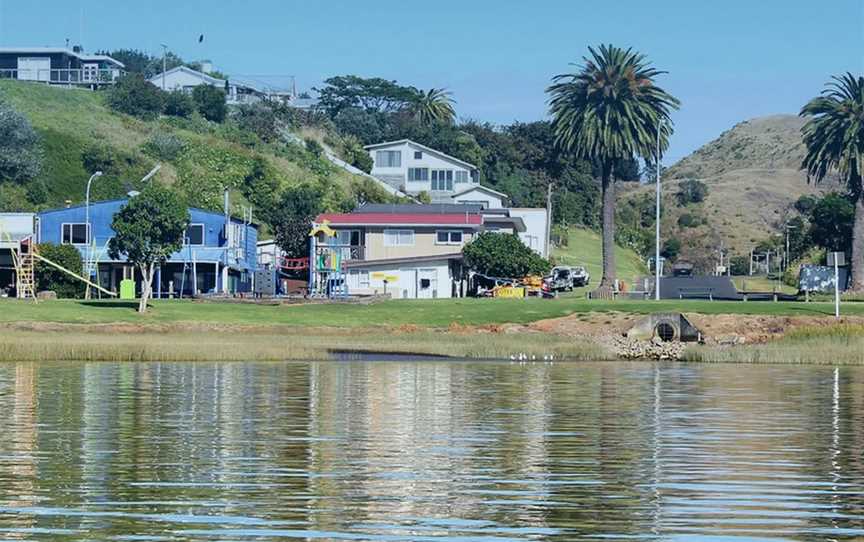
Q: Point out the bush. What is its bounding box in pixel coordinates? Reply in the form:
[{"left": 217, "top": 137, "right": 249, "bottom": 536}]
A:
[
  {"left": 192, "top": 85, "right": 227, "bottom": 122},
  {"left": 463, "top": 232, "right": 551, "bottom": 278},
  {"left": 35, "top": 243, "right": 85, "bottom": 298},
  {"left": 144, "top": 132, "right": 186, "bottom": 161},
  {"left": 675, "top": 179, "right": 709, "bottom": 206},
  {"left": 660, "top": 238, "right": 681, "bottom": 262},
  {"left": 677, "top": 213, "right": 702, "bottom": 228},
  {"left": 163, "top": 90, "right": 195, "bottom": 118},
  {"left": 305, "top": 138, "right": 324, "bottom": 157},
  {"left": 106, "top": 73, "right": 165, "bottom": 119},
  {"left": 0, "top": 182, "right": 32, "bottom": 212},
  {"left": 0, "top": 100, "right": 42, "bottom": 183},
  {"left": 729, "top": 255, "right": 749, "bottom": 276},
  {"left": 231, "top": 103, "right": 279, "bottom": 142}
]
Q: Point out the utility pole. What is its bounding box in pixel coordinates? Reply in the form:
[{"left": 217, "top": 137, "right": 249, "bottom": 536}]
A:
[
  {"left": 545, "top": 182, "right": 553, "bottom": 259},
  {"left": 654, "top": 121, "right": 662, "bottom": 301},
  {"left": 84, "top": 171, "right": 103, "bottom": 300},
  {"left": 160, "top": 44, "right": 168, "bottom": 91}
]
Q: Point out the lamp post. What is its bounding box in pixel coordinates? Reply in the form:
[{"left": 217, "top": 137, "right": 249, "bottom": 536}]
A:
[
  {"left": 84, "top": 171, "right": 103, "bottom": 299},
  {"left": 654, "top": 121, "right": 663, "bottom": 301}
]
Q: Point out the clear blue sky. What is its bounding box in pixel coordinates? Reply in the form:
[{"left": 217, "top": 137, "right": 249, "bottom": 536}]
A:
[{"left": 1, "top": 0, "right": 862, "bottom": 163}]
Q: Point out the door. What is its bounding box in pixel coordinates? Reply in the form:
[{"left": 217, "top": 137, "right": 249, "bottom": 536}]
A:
[
  {"left": 82, "top": 63, "right": 99, "bottom": 83},
  {"left": 399, "top": 268, "right": 416, "bottom": 299},
  {"left": 417, "top": 268, "right": 437, "bottom": 299},
  {"left": 17, "top": 57, "right": 50, "bottom": 82}
]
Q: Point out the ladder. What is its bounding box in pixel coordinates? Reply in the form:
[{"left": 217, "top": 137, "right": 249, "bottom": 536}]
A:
[{"left": 13, "top": 237, "right": 37, "bottom": 300}]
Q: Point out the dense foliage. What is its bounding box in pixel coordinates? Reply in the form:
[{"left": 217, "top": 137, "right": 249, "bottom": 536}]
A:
[
  {"left": 462, "top": 232, "right": 551, "bottom": 278},
  {"left": 269, "top": 184, "right": 325, "bottom": 258},
  {"left": 35, "top": 243, "right": 85, "bottom": 298},
  {"left": 675, "top": 179, "right": 709, "bottom": 206},
  {"left": 0, "top": 99, "right": 42, "bottom": 184},
  {"left": 192, "top": 85, "right": 227, "bottom": 123},
  {"left": 106, "top": 74, "right": 165, "bottom": 119}
]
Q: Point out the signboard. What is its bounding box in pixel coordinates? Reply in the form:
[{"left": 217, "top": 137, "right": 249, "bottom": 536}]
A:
[
  {"left": 371, "top": 272, "right": 399, "bottom": 283},
  {"left": 495, "top": 286, "right": 525, "bottom": 298}
]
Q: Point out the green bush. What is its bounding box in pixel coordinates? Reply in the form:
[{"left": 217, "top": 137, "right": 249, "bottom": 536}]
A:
[
  {"left": 463, "top": 232, "right": 551, "bottom": 278},
  {"left": 35, "top": 243, "right": 85, "bottom": 298},
  {"left": 0, "top": 100, "right": 43, "bottom": 184},
  {"left": 675, "top": 179, "right": 709, "bottom": 206},
  {"left": 231, "top": 103, "right": 279, "bottom": 142},
  {"left": 305, "top": 138, "right": 324, "bottom": 157},
  {"left": 143, "top": 132, "right": 186, "bottom": 161},
  {"left": 163, "top": 90, "right": 195, "bottom": 118},
  {"left": 677, "top": 213, "right": 702, "bottom": 228},
  {"left": 192, "top": 85, "right": 227, "bottom": 123},
  {"left": 105, "top": 74, "right": 165, "bottom": 120}
]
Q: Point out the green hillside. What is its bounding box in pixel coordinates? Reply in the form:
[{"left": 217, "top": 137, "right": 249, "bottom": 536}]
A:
[
  {"left": 0, "top": 81, "right": 374, "bottom": 214},
  {"left": 553, "top": 227, "right": 647, "bottom": 286}
]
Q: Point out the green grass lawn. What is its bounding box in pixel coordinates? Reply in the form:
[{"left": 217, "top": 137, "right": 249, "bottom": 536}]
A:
[
  {"left": 3, "top": 296, "right": 861, "bottom": 328},
  {"left": 553, "top": 228, "right": 647, "bottom": 286}
]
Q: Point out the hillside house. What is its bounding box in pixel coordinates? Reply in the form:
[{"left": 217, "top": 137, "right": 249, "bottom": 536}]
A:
[
  {"left": 36, "top": 199, "right": 258, "bottom": 297},
  {"left": 148, "top": 65, "right": 271, "bottom": 106},
  {"left": 0, "top": 47, "right": 124, "bottom": 86},
  {"left": 365, "top": 139, "right": 480, "bottom": 198}
]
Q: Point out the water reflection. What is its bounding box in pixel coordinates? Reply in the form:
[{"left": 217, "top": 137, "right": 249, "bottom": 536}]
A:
[{"left": 0, "top": 361, "right": 863, "bottom": 541}]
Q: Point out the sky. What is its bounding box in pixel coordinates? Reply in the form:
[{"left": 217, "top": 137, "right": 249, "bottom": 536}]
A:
[{"left": 0, "top": 0, "right": 862, "bottom": 164}]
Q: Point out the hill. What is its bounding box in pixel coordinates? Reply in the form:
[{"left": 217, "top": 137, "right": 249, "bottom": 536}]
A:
[
  {"left": 622, "top": 115, "right": 836, "bottom": 261},
  {"left": 0, "top": 81, "right": 381, "bottom": 217},
  {"left": 553, "top": 227, "right": 647, "bottom": 286}
]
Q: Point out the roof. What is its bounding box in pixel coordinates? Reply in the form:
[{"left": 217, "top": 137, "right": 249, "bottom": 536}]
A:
[
  {"left": 148, "top": 66, "right": 264, "bottom": 93},
  {"left": 354, "top": 203, "right": 484, "bottom": 215},
  {"left": 344, "top": 253, "right": 463, "bottom": 268},
  {"left": 364, "top": 139, "right": 478, "bottom": 171},
  {"left": 483, "top": 215, "right": 526, "bottom": 232},
  {"left": 38, "top": 198, "right": 259, "bottom": 228},
  {"left": 451, "top": 185, "right": 510, "bottom": 200},
  {"left": 0, "top": 47, "right": 125, "bottom": 68},
  {"left": 316, "top": 212, "right": 483, "bottom": 227}
]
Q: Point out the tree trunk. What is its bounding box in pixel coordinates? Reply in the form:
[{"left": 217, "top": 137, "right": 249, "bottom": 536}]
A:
[
  {"left": 596, "top": 165, "right": 617, "bottom": 295},
  {"left": 138, "top": 262, "right": 155, "bottom": 314},
  {"left": 851, "top": 191, "right": 864, "bottom": 291}
]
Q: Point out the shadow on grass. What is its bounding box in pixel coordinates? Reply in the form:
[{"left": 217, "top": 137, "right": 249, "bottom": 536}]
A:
[{"left": 77, "top": 301, "right": 145, "bottom": 310}]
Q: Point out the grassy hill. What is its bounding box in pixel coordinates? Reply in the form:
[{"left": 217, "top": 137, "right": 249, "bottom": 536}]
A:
[
  {"left": 621, "top": 115, "right": 838, "bottom": 259},
  {"left": 553, "top": 227, "right": 647, "bottom": 286},
  {"left": 0, "top": 81, "right": 373, "bottom": 215}
]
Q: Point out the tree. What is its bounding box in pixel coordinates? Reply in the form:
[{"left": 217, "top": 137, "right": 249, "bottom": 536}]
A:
[
  {"left": 409, "top": 88, "right": 456, "bottom": 126},
  {"left": 661, "top": 238, "right": 682, "bottom": 262},
  {"left": 675, "top": 179, "right": 709, "bottom": 206},
  {"left": 106, "top": 74, "right": 165, "bottom": 119},
  {"left": 100, "top": 49, "right": 184, "bottom": 78},
  {"left": 163, "top": 90, "right": 195, "bottom": 117},
  {"left": 0, "top": 100, "right": 42, "bottom": 184},
  {"left": 548, "top": 44, "right": 679, "bottom": 293},
  {"left": 314, "top": 75, "right": 421, "bottom": 116},
  {"left": 808, "top": 192, "right": 854, "bottom": 253},
  {"left": 462, "top": 232, "right": 551, "bottom": 278},
  {"left": 800, "top": 73, "right": 864, "bottom": 290},
  {"left": 269, "top": 184, "right": 323, "bottom": 258},
  {"left": 108, "top": 186, "right": 189, "bottom": 313},
  {"left": 192, "top": 85, "right": 227, "bottom": 122},
  {"left": 35, "top": 243, "right": 85, "bottom": 298}
]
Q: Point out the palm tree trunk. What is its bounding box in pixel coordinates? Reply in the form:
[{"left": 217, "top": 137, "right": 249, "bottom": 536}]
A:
[
  {"left": 598, "top": 165, "right": 617, "bottom": 293},
  {"left": 851, "top": 191, "right": 864, "bottom": 291}
]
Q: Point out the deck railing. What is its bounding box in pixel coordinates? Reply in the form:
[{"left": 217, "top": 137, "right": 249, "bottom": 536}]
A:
[{"left": 0, "top": 68, "right": 122, "bottom": 85}]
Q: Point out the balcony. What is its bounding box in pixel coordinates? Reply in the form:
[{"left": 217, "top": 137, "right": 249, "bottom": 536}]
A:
[{"left": 0, "top": 68, "right": 123, "bottom": 86}]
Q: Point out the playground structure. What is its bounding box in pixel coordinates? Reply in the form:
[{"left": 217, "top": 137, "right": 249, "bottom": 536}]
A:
[{"left": 307, "top": 222, "right": 349, "bottom": 299}]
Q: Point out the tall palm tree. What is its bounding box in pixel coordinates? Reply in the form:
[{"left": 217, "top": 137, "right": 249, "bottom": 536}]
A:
[
  {"left": 800, "top": 73, "right": 864, "bottom": 291},
  {"left": 410, "top": 88, "right": 456, "bottom": 126},
  {"left": 548, "top": 44, "right": 679, "bottom": 294}
]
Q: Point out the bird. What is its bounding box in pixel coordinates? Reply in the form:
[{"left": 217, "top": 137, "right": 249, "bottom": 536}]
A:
[{"left": 198, "top": 34, "right": 204, "bottom": 43}]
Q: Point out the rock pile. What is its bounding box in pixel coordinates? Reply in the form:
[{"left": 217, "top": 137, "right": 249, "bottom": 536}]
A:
[{"left": 608, "top": 335, "right": 688, "bottom": 361}]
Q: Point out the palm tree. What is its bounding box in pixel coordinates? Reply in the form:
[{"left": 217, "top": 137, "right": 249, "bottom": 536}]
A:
[
  {"left": 410, "top": 88, "right": 456, "bottom": 126},
  {"left": 548, "top": 44, "right": 679, "bottom": 294},
  {"left": 800, "top": 73, "right": 864, "bottom": 291}
]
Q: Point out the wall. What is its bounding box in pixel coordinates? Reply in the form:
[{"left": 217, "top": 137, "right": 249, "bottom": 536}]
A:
[
  {"left": 345, "top": 259, "right": 454, "bottom": 299},
  {"left": 452, "top": 189, "right": 505, "bottom": 209},
  {"left": 359, "top": 226, "right": 473, "bottom": 261},
  {"left": 369, "top": 141, "right": 477, "bottom": 195},
  {"left": 0, "top": 213, "right": 35, "bottom": 244},
  {"left": 509, "top": 208, "right": 549, "bottom": 258}
]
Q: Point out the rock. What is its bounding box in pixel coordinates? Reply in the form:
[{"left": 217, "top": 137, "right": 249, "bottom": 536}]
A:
[{"left": 36, "top": 291, "right": 57, "bottom": 300}]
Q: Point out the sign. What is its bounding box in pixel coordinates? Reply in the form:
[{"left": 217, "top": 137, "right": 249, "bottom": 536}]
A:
[
  {"left": 371, "top": 272, "right": 399, "bottom": 283},
  {"left": 495, "top": 286, "right": 525, "bottom": 298},
  {"left": 828, "top": 252, "right": 846, "bottom": 267}
]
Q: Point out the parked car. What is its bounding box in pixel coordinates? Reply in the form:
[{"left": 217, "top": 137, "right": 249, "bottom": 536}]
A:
[
  {"left": 571, "top": 266, "right": 590, "bottom": 287},
  {"left": 546, "top": 266, "right": 575, "bottom": 291}
]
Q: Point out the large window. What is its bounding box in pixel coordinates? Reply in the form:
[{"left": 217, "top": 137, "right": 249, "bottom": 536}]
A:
[
  {"left": 431, "top": 170, "right": 454, "bottom": 191},
  {"left": 407, "top": 168, "right": 429, "bottom": 182},
  {"left": 376, "top": 150, "right": 401, "bottom": 168},
  {"left": 436, "top": 230, "right": 464, "bottom": 245},
  {"left": 184, "top": 224, "right": 205, "bottom": 246},
  {"left": 383, "top": 229, "right": 415, "bottom": 247},
  {"left": 455, "top": 171, "right": 469, "bottom": 183},
  {"left": 61, "top": 223, "right": 89, "bottom": 245}
]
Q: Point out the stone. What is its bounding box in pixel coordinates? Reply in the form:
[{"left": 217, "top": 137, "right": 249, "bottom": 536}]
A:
[{"left": 36, "top": 291, "right": 57, "bottom": 300}]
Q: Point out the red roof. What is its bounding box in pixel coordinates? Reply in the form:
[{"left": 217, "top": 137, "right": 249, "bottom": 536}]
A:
[{"left": 316, "top": 212, "right": 483, "bottom": 226}]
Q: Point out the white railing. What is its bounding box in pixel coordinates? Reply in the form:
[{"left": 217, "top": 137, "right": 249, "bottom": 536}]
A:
[{"left": 0, "top": 68, "right": 122, "bottom": 85}]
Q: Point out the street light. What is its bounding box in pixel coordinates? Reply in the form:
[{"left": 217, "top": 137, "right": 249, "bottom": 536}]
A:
[
  {"left": 84, "top": 171, "right": 103, "bottom": 299},
  {"left": 654, "top": 120, "right": 663, "bottom": 301}
]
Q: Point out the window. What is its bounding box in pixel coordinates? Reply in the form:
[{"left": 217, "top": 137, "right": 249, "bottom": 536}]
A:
[
  {"left": 184, "top": 224, "right": 205, "bottom": 246},
  {"left": 376, "top": 150, "right": 401, "bottom": 167},
  {"left": 455, "top": 171, "right": 469, "bottom": 183},
  {"left": 348, "top": 270, "right": 370, "bottom": 289},
  {"left": 384, "top": 229, "right": 415, "bottom": 247},
  {"left": 436, "top": 230, "right": 463, "bottom": 245},
  {"left": 62, "top": 223, "right": 89, "bottom": 245},
  {"left": 337, "top": 230, "right": 361, "bottom": 246},
  {"left": 414, "top": 151, "right": 423, "bottom": 159},
  {"left": 431, "top": 170, "right": 454, "bottom": 191},
  {"left": 407, "top": 168, "right": 429, "bottom": 182}
]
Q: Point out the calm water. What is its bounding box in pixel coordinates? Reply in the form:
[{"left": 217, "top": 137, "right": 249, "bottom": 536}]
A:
[{"left": 1, "top": 362, "right": 863, "bottom": 541}]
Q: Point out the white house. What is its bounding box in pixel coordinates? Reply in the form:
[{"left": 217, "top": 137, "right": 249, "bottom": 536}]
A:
[
  {"left": 451, "top": 185, "right": 509, "bottom": 209},
  {"left": 365, "top": 139, "right": 479, "bottom": 198},
  {"left": 0, "top": 47, "right": 123, "bottom": 86},
  {"left": 148, "top": 65, "right": 268, "bottom": 105}
]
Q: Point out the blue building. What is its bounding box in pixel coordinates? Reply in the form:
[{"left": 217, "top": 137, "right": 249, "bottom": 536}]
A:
[{"left": 37, "top": 199, "right": 258, "bottom": 296}]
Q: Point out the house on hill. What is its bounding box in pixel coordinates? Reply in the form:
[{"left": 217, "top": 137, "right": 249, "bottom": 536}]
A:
[
  {"left": 36, "top": 199, "right": 258, "bottom": 297},
  {"left": 148, "top": 64, "right": 269, "bottom": 105},
  {"left": 0, "top": 46, "right": 124, "bottom": 86}
]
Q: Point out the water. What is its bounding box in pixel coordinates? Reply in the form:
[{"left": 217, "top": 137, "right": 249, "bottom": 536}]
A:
[{"left": 1, "top": 361, "right": 863, "bottom": 541}]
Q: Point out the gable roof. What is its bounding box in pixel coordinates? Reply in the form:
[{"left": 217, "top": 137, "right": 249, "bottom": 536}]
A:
[
  {"left": 364, "top": 139, "right": 478, "bottom": 171},
  {"left": 148, "top": 66, "right": 264, "bottom": 93},
  {"left": 0, "top": 47, "right": 125, "bottom": 68},
  {"left": 451, "top": 185, "right": 510, "bottom": 200}
]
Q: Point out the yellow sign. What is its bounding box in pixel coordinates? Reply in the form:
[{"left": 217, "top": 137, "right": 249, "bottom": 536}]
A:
[
  {"left": 371, "top": 272, "right": 399, "bottom": 282},
  {"left": 495, "top": 286, "right": 525, "bottom": 298}
]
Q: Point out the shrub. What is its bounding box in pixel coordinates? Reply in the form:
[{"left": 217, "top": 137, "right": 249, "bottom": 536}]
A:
[
  {"left": 0, "top": 182, "right": 32, "bottom": 212},
  {"left": 729, "top": 255, "right": 750, "bottom": 276},
  {"left": 660, "top": 238, "right": 681, "bottom": 262},
  {"left": 463, "top": 232, "right": 551, "bottom": 278},
  {"left": 677, "top": 213, "right": 702, "bottom": 228},
  {"left": 675, "top": 179, "right": 709, "bottom": 206},
  {"left": 0, "top": 100, "right": 42, "bottom": 183},
  {"left": 144, "top": 132, "right": 186, "bottom": 161},
  {"left": 305, "top": 138, "right": 324, "bottom": 157},
  {"left": 35, "top": 243, "right": 85, "bottom": 298},
  {"left": 163, "top": 90, "right": 195, "bottom": 118},
  {"left": 105, "top": 73, "right": 165, "bottom": 119},
  {"left": 192, "top": 85, "right": 227, "bottom": 122},
  {"left": 231, "top": 103, "right": 279, "bottom": 142}
]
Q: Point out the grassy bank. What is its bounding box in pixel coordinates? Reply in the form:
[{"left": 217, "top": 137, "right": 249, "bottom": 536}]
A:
[{"left": 3, "top": 297, "right": 864, "bottom": 328}]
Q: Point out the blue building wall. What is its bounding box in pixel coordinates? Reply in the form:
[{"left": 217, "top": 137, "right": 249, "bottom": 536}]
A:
[{"left": 37, "top": 199, "right": 258, "bottom": 292}]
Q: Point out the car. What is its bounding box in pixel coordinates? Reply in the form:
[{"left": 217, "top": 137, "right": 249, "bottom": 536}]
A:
[
  {"left": 571, "top": 266, "right": 590, "bottom": 287},
  {"left": 546, "top": 266, "right": 575, "bottom": 292}
]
